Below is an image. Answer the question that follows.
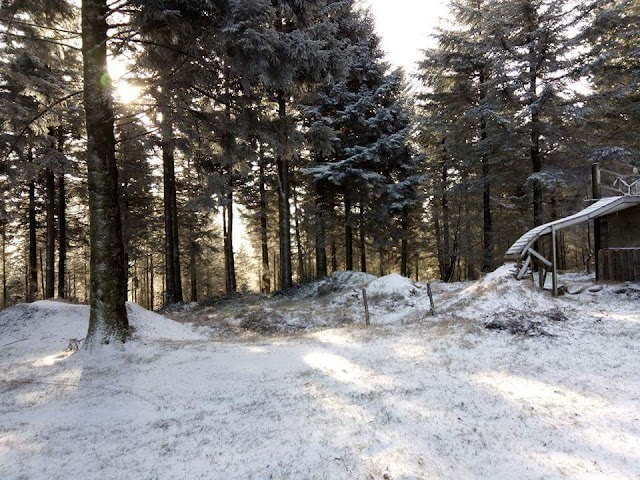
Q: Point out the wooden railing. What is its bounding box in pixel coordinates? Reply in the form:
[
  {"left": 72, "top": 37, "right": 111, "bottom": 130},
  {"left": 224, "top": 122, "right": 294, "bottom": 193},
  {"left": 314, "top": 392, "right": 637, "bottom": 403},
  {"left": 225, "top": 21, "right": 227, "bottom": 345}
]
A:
[{"left": 594, "top": 163, "right": 640, "bottom": 197}]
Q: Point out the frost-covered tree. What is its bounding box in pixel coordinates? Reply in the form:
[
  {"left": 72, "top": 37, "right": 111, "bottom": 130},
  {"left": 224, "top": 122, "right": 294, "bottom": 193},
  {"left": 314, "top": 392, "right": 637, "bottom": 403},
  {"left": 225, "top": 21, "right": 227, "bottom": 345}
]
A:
[
  {"left": 81, "top": 0, "right": 129, "bottom": 344},
  {"left": 580, "top": 0, "right": 640, "bottom": 166}
]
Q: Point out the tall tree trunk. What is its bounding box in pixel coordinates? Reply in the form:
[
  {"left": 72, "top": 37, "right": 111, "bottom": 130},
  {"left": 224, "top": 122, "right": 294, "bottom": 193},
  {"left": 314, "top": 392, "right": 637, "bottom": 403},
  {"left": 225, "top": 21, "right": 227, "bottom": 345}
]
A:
[
  {"left": 223, "top": 204, "right": 236, "bottom": 295},
  {"left": 160, "top": 98, "right": 183, "bottom": 304},
  {"left": 259, "top": 159, "right": 271, "bottom": 293},
  {"left": 434, "top": 209, "right": 445, "bottom": 278},
  {"left": 276, "top": 91, "right": 293, "bottom": 290},
  {"left": 45, "top": 168, "right": 55, "bottom": 298},
  {"left": 27, "top": 148, "right": 38, "bottom": 303},
  {"left": 39, "top": 247, "right": 45, "bottom": 298},
  {"left": 330, "top": 237, "right": 337, "bottom": 273},
  {"left": 292, "top": 185, "right": 304, "bottom": 282},
  {"left": 82, "top": 0, "right": 129, "bottom": 344},
  {"left": 224, "top": 186, "right": 237, "bottom": 295},
  {"left": 1, "top": 222, "right": 6, "bottom": 309},
  {"left": 189, "top": 239, "right": 197, "bottom": 302},
  {"left": 400, "top": 206, "right": 409, "bottom": 277},
  {"left": 57, "top": 128, "right": 66, "bottom": 298},
  {"left": 344, "top": 190, "right": 353, "bottom": 271},
  {"left": 149, "top": 252, "right": 154, "bottom": 310},
  {"left": 441, "top": 163, "right": 452, "bottom": 281},
  {"left": 224, "top": 81, "right": 236, "bottom": 295},
  {"left": 526, "top": 5, "right": 543, "bottom": 227},
  {"left": 359, "top": 204, "right": 367, "bottom": 273},
  {"left": 314, "top": 182, "right": 328, "bottom": 278},
  {"left": 378, "top": 248, "right": 384, "bottom": 277},
  {"left": 480, "top": 70, "right": 493, "bottom": 272},
  {"left": 58, "top": 172, "right": 66, "bottom": 298}
]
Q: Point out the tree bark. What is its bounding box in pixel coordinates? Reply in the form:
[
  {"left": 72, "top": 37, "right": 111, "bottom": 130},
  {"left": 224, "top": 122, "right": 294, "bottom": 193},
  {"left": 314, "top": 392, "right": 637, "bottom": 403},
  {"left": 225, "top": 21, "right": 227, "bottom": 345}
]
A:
[
  {"left": 57, "top": 128, "right": 66, "bottom": 298},
  {"left": 149, "top": 252, "right": 154, "bottom": 310},
  {"left": 441, "top": 163, "right": 452, "bottom": 281},
  {"left": 1, "top": 221, "right": 7, "bottom": 309},
  {"left": 344, "top": 190, "right": 353, "bottom": 271},
  {"left": 224, "top": 81, "right": 236, "bottom": 295},
  {"left": 359, "top": 204, "right": 367, "bottom": 273},
  {"left": 314, "top": 182, "right": 328, "bottom": 278},
  {"left": 292, "top": 185, "right": 304, "bottom": 282},
  {"left": 160, "top": 97, "right": 183, "bottom": 304},
  {"left": 480, "top": 70, "right": 492, "bottom": 272},
  {"left": 400, "top": 206, "right": 409, "bottom": 277},
  {"left": 276, "top": 91, "right": 293, "bottom": 290},
  {"left": 45, "top": 168, "right": 55, "bottom": 299},
  {"left": 82, "top": 0, "right": 129, "bottom": 345},
  {"left": 27, "top": 148, "right": 38, "bottom": 303},
  {"left": 189, "top": 239, "right": 197, "bottom": 302},
  {"left": 526, "top": 4, "right": 543, "bottom": 227},
  {"left": 330, "top": 237, "right": 337, "bottom": 273},
  {"left": 259, "top": 159, "right": 271, "bottom": 293},
  {"left": 58, "top": 172, "right": 66, "bottom": 298}
]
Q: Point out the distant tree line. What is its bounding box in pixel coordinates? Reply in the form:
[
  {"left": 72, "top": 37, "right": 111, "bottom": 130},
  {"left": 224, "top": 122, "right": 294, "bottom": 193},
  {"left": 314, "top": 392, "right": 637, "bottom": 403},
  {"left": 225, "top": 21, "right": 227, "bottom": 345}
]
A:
[{"left": 0, "top": 0, "right": 638, "bottom": 344}]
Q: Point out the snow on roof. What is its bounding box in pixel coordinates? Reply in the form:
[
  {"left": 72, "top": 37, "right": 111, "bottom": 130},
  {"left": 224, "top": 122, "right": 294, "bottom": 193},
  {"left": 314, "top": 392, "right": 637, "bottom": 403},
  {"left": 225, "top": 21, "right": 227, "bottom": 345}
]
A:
[{"left": 505, "top": 196, "right": 640, "bottom": 260}]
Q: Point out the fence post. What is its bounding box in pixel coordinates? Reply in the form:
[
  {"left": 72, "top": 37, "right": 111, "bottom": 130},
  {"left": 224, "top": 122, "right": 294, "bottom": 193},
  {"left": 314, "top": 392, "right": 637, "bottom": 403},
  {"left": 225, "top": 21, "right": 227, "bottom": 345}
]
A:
[{"left": 362, "top": 288, "right": 370, "bottom": 326}]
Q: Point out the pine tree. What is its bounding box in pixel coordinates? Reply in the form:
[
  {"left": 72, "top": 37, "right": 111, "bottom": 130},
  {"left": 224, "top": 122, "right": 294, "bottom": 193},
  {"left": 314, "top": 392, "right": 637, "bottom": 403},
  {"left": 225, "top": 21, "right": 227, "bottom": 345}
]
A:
[{"left": 82, "top": 0, "right": 129, "bottom": 345}]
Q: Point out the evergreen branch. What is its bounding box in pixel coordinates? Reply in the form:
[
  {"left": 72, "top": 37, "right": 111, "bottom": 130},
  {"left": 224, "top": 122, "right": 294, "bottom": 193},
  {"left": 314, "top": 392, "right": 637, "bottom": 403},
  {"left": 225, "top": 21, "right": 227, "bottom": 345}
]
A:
[
  {"left": 116, "top": 127, "right": 160, "bottom": 144},
  {"left": 0, "top": 17, "right": 81, "bottom": 36},
  {"left": 1, "top": 90, "right": 84, "bottom": 164},
  {"left": 1, "top": 31, "right": 81, "bottom": 51}
]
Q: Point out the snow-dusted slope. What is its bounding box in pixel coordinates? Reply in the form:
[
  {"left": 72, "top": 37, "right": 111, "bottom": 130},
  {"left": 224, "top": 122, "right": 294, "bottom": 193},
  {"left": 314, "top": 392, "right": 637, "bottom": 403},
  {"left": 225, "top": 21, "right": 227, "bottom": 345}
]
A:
[{"left": 1, "top": 272, "right": 639, "bottom": 480}]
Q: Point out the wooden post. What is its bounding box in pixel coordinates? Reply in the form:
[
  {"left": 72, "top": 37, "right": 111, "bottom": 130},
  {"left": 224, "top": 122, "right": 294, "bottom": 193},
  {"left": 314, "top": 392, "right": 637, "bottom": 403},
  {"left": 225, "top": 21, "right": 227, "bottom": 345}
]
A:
[
  {"left": 427, "top": 283, "right": 435, "bottom": 315},
  {"left": 592, "top": 163, "right": 601, "bottom": 200},
  {"left": 362, "top": 288, "right": 370, "bottom": 326},
  {"left": 551, "top": 226, "right": 558, "bottom": 297},
  {"left": 592, "top": 163, "right": 602, "bottom": 280}
]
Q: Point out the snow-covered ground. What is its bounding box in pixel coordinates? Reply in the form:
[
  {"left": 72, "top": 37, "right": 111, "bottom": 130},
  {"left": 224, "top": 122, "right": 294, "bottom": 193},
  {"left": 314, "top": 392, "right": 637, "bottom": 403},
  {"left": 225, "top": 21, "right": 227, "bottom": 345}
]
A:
[{"left": 1, "top": 268, "right": 639, "bottom": 479}]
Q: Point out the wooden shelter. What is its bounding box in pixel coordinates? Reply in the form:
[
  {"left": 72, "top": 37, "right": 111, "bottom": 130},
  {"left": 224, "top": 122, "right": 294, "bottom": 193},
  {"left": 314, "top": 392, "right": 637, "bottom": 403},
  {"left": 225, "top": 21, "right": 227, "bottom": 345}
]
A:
[{"left": 505, "top": 164, "right": 640, "bottom": 295}]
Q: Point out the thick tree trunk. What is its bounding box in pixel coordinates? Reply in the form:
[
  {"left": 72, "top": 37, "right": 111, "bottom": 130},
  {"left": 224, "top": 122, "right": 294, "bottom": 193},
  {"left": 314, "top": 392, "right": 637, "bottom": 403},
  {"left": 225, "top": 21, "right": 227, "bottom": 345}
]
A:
[
  {"left": 276, "top": 92, "right": 293, "bottom": 290},
  {"left": 314, "top": 182, "right": 328, "bottom": 278},
  {"left": 479, "top": 77, "right": 492, "bottom": 272},
  {"left": 149, "top": 252, "right": 154, "bottom": 310},
  {"left": 292, "top": 186, "right": 304, "bottom": 282},
  {"left": 1, "top": 222, "right": 6, "bottom": 309},
  {"left": 39, "top": 247, "right": 45, "bottom": 298},
  {"left": 81, "top": 0, "right": 129, "bottom": 345},
  {"left": 190, "top": 239, "right": 197, "bottom": 302},
  {"left": 330, "top": 238, "right": 337, "bottom": 273},
  {"left": 27, "top": 148, "right": 38, "bottom": 303},
  {"left": 45, "top": 169, "right": 55, "bottom": 299},
  {"left": 400, "top": 207, "right": 409, "bottom": 277},
  {"left": 224, "top": 87, "right": 236, "bottom": 295},
  {"left": 259, "top": 159, "right": 271, "bottom": 293},
  {"left": 160, "top": 99, "right": 183, "bottom": 304},
  {"left": 57, "top": 129, "right": 66, "bottom": 298},
  {"left": 58, "top": 172, "right": 66, "bottom": 298},
  {"left": 223, "top": 204, "right": 236, "bottom": 295},
  {"left": 359, "top": 205, "right": 366, "bottom": 273},
  {"left": 526, "top": 6, "right": 543, "bottom": 227},
  {"left": 441, "top": 163, "right": 452, "bottom": 281},
  {"left": 344, "top": 190, "right": 353, "bottom": 271}
]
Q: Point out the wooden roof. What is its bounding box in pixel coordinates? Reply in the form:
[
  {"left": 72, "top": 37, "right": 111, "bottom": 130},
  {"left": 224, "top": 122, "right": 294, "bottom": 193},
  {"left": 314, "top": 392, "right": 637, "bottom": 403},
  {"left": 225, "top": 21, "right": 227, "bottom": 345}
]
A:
[{"left": 505, "top": 196, "right": 640, "bottom": 261}]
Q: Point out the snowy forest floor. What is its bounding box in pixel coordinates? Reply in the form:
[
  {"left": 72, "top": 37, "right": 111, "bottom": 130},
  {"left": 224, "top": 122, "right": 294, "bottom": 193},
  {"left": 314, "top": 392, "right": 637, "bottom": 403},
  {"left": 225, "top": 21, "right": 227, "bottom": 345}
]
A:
[{"left": 1, "top": 266, "right": 639, "bottom": 480}]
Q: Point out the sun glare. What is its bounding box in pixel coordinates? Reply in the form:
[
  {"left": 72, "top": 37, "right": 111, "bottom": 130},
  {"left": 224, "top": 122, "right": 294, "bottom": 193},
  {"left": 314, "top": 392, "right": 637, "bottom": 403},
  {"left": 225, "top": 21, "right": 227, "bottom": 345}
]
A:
[
  {"left": 115, "top": 81, "right": 142, "bottom": 104},
  {"left": 108, "top": 56, "right": 141, "bottom": 104}
]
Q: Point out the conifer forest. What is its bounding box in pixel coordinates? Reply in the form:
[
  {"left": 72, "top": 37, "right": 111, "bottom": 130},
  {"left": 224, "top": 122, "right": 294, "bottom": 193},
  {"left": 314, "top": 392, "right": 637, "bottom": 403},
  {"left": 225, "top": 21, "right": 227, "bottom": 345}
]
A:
[{"left": 0, "top": 0, "right": 638, "bottom": 344}]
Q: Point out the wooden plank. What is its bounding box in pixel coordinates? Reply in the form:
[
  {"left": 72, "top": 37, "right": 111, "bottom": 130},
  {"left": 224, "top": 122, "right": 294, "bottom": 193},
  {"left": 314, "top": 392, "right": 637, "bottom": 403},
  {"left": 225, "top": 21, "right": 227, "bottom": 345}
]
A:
[
  {"left": 516, "top": 255, "right": 531, "bottom": 280},
  {"left": 552, "top": 227, "right": 558, "bottom": 297},
  {"left": 528, "top": 248, "right": 552, "bottom": 269}
]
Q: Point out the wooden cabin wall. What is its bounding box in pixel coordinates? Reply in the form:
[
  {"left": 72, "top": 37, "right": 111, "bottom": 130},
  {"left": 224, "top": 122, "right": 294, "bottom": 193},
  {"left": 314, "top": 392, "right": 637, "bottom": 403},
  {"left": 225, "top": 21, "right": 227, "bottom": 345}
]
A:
[{"left": 597, "top": 205, "right": 640, "bottom": 281}]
